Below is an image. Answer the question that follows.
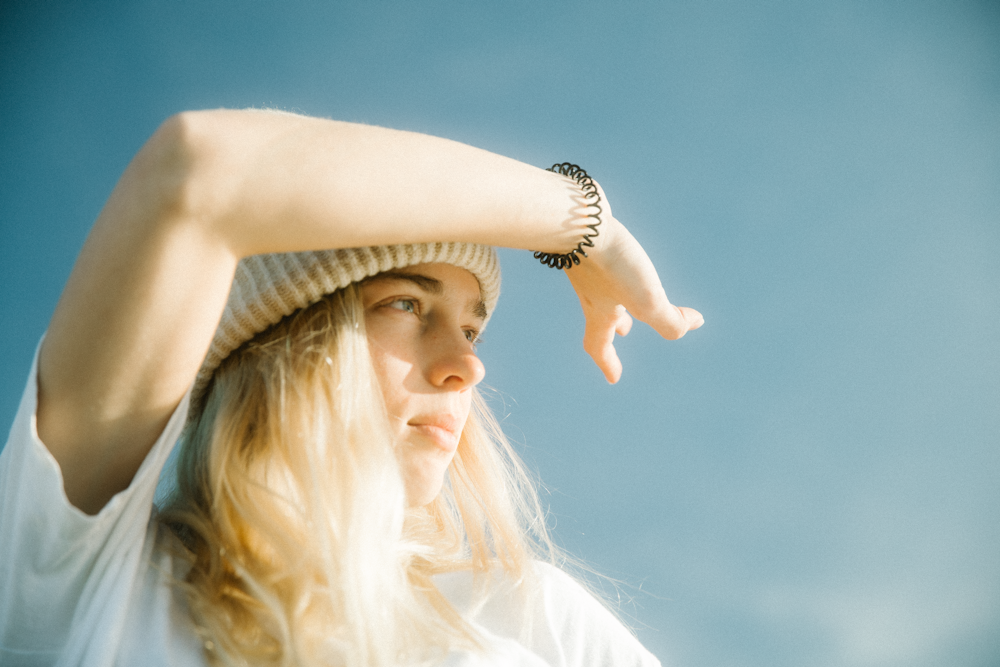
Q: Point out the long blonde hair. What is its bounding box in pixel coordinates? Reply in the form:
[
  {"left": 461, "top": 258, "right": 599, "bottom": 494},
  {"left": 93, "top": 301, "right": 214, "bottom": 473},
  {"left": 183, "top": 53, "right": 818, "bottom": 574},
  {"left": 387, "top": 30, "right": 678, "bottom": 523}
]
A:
[{"left": 158, "top": 283, "right": 560, "bottom": 666}]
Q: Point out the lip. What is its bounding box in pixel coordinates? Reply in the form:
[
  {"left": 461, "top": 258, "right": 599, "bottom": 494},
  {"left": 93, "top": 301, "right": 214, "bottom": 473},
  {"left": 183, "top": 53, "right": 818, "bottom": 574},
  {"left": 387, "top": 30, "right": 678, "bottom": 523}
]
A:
[{"left": 407, "top": 414, "right": 463, "bottom": 452}]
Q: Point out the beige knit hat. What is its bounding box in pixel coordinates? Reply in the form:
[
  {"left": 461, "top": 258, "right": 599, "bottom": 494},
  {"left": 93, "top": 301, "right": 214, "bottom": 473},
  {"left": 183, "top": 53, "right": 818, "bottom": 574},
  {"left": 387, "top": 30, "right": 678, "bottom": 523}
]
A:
[{"left": 194, "top": 242, "right": 500, "bottom": 401}]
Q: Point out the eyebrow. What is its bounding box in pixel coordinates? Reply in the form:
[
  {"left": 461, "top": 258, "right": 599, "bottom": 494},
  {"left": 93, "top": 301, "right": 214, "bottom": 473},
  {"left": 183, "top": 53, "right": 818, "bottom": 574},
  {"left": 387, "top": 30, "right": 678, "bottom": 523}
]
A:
[
  {"left": 367, "top": 271, "right": 488, "bottom": 321},
  {"left": 372, "top": 271, "right": 442, "bottom": 294}
]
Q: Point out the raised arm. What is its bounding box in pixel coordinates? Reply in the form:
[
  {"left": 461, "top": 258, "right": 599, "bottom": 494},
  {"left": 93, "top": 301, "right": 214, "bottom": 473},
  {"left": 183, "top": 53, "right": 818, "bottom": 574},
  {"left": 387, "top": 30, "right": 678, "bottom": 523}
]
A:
[{"left": 37, "top": 109, "right": 701, "bottom": 514}]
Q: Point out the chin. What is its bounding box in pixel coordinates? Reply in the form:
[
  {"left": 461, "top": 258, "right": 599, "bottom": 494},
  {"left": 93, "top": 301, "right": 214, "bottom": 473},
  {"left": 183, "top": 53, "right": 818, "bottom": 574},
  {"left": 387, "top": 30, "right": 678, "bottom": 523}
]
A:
[
  {"left": 400, "top": 449, "right": 453, "bottom": 506},
  {"left": 406, "top": 486, "right": 444, "bottom": 507},
  {"left": 404, "top": 473, "right": 447, "bottom": 507}
]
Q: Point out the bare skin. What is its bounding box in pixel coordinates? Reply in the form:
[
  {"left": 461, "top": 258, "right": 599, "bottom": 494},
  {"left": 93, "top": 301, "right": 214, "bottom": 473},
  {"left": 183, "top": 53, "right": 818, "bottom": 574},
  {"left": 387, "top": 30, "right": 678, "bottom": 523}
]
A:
[
  {"left": 361, "top": 263, "right": 486, "bottom": 506},
  {"left": 36, "top": 109, "right": 703, "bottom": 515}
]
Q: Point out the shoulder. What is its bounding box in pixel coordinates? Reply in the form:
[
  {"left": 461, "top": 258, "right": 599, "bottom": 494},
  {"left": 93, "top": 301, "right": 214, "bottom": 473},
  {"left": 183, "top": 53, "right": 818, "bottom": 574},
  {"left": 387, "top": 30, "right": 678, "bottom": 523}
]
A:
[
  {"left": 529, "top": 560, "right": 611, "bottom": 626},
  {"left": 529, "top": 562, "right": 661, "bottom": 665},
  {"left": 531, "top": 560, "right": 593, "bottom": 600},
  {"left": 434, "top": 562, "right": 662, "bottom": 667}
]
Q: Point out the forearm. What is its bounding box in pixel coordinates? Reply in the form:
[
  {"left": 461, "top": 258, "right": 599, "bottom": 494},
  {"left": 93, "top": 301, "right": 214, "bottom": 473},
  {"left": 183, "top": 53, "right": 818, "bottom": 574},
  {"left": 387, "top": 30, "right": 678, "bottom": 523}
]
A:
[
  {"left": 37, "top": 109, "right": 586, "bottom": 513},
  {"left": 178, "top": 109, "right": 584, "bottom": 257}
]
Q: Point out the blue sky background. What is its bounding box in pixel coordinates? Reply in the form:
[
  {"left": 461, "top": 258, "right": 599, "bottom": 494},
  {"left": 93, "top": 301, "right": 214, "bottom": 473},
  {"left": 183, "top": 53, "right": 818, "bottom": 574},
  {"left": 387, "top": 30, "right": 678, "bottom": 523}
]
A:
[{"left": 2, "top": 1, "right": 998, "bottom": 665}]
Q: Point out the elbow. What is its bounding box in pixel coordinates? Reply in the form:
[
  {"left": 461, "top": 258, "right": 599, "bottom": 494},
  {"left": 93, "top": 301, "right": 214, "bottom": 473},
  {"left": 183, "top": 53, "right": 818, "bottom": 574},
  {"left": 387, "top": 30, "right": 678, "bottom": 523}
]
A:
[{"left": 128, "top": 110, "right": 226, "bottom": 227}]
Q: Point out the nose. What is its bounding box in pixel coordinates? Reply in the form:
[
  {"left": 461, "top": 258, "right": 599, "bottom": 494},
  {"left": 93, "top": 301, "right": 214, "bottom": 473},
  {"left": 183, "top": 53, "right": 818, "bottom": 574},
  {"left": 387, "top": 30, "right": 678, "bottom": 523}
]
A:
[{"left": 424, "top": 329, "right": 486, "bottom": 390}]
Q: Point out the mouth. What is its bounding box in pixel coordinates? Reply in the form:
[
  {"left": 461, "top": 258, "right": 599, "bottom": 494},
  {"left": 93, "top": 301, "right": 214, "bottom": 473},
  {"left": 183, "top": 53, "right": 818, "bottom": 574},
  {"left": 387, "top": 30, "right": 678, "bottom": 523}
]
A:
[{"left": 407, "top": 415, "right": 463, "bottom": 452}]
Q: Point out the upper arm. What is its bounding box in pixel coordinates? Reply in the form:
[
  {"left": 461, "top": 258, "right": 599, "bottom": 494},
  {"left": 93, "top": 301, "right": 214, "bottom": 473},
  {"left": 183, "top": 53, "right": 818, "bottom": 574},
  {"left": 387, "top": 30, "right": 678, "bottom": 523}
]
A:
[
  {"left": 532, "top": 564, "right": 661, "bottom": 667},
  {"left": 31, "top": 108, "right": 586, "bottom": 515},
  {"left": 37, "top": 112, "right": 241, "bottom": 515}
]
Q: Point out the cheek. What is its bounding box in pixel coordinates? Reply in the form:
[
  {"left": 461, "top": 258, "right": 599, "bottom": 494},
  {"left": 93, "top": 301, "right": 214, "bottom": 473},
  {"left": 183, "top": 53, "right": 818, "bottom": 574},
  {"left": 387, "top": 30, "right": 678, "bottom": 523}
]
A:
[{"left": 366, "top": 332, "right": 412, "bottom": 419}]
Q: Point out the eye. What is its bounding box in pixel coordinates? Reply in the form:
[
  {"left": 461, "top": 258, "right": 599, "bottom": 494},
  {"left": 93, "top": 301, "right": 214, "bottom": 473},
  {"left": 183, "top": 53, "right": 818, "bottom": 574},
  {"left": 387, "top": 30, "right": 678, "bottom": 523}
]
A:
[
  {"left": 464, "top": 329, "right": 481, "bottom": 344},
  {"left": 386, "top": 298, "right": 418, "bottom": 314}
]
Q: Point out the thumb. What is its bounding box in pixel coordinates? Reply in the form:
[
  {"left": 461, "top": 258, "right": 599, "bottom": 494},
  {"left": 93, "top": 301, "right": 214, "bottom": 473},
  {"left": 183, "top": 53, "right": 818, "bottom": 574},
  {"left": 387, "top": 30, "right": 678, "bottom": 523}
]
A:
[
  {"left": 615, "top": 307, "right": 634, "bottom": 337},
  {"left": 651, "top": 303, "right": 704, "bottom": 340},
  {"left": 582, "top": 305, "right": 630, "bottom": 384}
]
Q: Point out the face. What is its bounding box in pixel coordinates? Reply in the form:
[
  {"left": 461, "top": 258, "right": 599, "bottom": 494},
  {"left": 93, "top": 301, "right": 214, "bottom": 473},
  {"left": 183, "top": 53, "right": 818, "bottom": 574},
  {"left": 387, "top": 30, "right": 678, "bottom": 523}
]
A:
[{"left": 359, "top": 263, "right": 487, "bottom": 506}]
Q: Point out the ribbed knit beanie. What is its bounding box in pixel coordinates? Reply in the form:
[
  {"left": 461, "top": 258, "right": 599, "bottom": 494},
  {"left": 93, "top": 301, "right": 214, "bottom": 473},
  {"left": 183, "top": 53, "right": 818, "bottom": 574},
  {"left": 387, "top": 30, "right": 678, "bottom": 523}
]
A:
[{"left": 194, "top": 242, "right": 500, "bottom": 402}]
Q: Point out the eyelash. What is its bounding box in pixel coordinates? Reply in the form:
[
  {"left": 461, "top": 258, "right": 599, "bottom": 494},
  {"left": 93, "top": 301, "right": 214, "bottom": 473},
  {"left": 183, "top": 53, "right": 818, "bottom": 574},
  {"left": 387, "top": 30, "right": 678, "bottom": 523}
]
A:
[
  {"left": 385, "top": 298, "right": 481, "bottom": 346},
  {"left": 388, "top": 298, "right": 417, "bottom": 314}
]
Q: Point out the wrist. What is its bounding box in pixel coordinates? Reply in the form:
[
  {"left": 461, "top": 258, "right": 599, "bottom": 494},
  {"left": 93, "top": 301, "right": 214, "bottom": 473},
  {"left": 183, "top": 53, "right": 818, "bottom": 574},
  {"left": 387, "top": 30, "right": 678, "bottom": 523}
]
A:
[{"left": 533, "top": 163, "right": 605, "bottom": 269}]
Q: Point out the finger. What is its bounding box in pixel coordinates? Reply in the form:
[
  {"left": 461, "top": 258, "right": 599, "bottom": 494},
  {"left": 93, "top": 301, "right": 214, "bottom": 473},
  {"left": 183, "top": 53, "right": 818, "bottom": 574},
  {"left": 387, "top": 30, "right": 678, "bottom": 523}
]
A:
[
  {"left": 650, "top": 302, "right": 703, "bottom": 340},
  {"left": 649, "top": 303, "right": 689, "bottom": 340},
  {"left": 582, "top": 317, "right": 623, "bottom": 384},
  {"left": 679, "top": 306, "right": 704, "bottom": 330},
  {"left": 615, "top": 307, "right": 633, "bottom": 337}
]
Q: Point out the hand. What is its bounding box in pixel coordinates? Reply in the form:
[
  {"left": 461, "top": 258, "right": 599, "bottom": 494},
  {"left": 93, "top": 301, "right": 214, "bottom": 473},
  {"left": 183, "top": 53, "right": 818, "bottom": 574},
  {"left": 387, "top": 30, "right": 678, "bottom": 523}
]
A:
[{"left": 563, "top": 201, "right": 703, "bottom": 384}]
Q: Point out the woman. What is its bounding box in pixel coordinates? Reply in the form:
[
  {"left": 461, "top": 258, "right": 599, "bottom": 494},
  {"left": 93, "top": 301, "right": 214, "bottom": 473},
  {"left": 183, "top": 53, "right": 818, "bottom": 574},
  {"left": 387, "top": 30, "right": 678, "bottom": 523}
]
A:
[{"left": 0, "top": 109, "right": 703, "bottom": 666}]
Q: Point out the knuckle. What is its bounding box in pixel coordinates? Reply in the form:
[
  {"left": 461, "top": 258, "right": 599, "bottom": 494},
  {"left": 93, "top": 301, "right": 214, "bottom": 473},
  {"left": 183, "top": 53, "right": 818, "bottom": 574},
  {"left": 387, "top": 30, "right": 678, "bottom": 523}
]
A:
[{"left": 662, "top": 325, "right": 686, "bottom": 341}]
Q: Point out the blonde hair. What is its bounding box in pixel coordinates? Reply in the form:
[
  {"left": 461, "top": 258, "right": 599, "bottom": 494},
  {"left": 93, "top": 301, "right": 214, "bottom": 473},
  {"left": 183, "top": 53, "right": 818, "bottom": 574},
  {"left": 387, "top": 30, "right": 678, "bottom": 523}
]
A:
[{"left": 158, "top": 283, "right": 560, "bottom": 667}]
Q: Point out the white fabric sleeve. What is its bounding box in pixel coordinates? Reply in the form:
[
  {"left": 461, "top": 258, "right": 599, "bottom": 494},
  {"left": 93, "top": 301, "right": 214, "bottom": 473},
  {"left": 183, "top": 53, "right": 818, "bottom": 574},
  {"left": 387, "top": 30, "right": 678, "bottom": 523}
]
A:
[
  {"left": 0, "top": 341, "right": 191, "bottom": 667},
  {"left": 524, "top": 563, "right": 662, "bottom": 667},
  {"left": 436, "top": 562, "right": 663, "bottom": 667}
]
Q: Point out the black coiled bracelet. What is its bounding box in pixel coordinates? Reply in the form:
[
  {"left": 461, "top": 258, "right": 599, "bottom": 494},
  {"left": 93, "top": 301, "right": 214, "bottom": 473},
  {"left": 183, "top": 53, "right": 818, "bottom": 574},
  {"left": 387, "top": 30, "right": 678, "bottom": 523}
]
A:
[{"left": 534, "top": 163, "right": 603, "bottom": 269}]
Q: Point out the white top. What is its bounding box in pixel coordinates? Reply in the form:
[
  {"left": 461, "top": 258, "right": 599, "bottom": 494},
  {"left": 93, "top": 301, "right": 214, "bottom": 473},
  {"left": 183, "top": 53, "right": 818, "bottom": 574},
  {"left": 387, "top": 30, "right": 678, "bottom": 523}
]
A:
[{"left": 0, "top": 345, "right": 662, "bottom": 667}]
